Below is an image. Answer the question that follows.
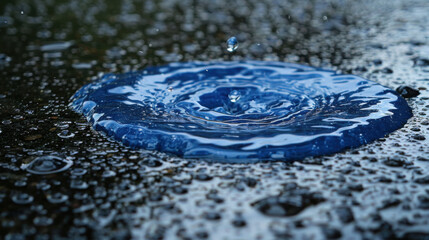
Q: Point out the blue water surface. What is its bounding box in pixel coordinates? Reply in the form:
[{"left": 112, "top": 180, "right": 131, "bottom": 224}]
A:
[{"left": 70, "top": 61, "right": 412, "bottom": 163}]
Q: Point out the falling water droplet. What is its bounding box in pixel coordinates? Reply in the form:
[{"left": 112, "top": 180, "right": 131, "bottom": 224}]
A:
[
  {"left": 228, "top": 90, "right": 241, "bottom": 103},
  {"left": 226, "top": 37, "right": 238, "bottom": 52}
]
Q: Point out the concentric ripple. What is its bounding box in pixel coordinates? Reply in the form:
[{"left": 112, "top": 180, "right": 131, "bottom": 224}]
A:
[
  {"left": 21, "top": 156, "right": 73, "bottom": 174},
  {"left": 70, "top": 61, "right": 412, "bottom": 162}
]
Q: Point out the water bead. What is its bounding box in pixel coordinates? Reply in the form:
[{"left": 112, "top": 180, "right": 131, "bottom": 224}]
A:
[
  {"left": 102, "top": 170, "right": 116, "bottom": 178},
  {"left": 70, "top": 179, "right": 89, "bottom": 189},
  {"left": 21, "top": 156, "right": 73, "bottom": 174},
  {"left": 226, "top": 37, "right": 238, "bottom": 52},
  {"left": 70, "top": 61, "right": 412, "bottom": 163},
  {"left": 11, "top": 193, "right": 34, "bottom": 204},
  {"left": 33, "top": 216, "right": 54, "bottom": 227},
  {"left": 57, "top": 130, "right": 75, "bottom": 138},
  {"left": 71, "top": 168, "right": 87, "bottom": 176},
  {"left": 15, "top": 180, "right": 27, "bottom": 187},
  {"left": 228, "top": 90, "right": 241, "bottom": 103}
]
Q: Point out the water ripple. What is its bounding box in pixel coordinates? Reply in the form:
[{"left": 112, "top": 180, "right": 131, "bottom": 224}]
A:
[{"left": 70, "top": 61, "right": 412, "bottom": 162}]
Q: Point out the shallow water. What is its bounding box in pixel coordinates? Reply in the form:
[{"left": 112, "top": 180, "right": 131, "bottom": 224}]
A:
[{"left": 71, "top": 61, "right": 412, "bottom": 161}]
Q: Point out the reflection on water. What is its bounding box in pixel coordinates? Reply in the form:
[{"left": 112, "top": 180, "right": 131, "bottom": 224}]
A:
[{"left": 70, "top": 61, "right": 411, "bottom": 161}]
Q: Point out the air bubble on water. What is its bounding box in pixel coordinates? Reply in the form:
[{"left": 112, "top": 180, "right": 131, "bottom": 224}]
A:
[
  {"left": 226, "top": 37, "right": 238, "bottom": 52},
  {"left": 20, "top": 11, "right": 24, "bottom": 15},
  {"left": 21, "top": 155, "right": 73, "bottom": 175},
  {"left": 228, "top": 90, "right": 241, "bottom": 103}
]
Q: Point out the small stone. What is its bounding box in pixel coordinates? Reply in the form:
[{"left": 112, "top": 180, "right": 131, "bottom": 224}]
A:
[{"left": 396, "top": 86, "right": 420, "bottom": 98}]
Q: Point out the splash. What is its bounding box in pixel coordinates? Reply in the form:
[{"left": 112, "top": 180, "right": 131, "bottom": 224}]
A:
[{"left": 70, "top": 61, "right": 412, "bottom": 163}]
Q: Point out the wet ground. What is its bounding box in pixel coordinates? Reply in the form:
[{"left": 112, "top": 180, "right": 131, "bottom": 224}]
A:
[{"left": 0, "top": 0, "right": 429, "bottom": 239}]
